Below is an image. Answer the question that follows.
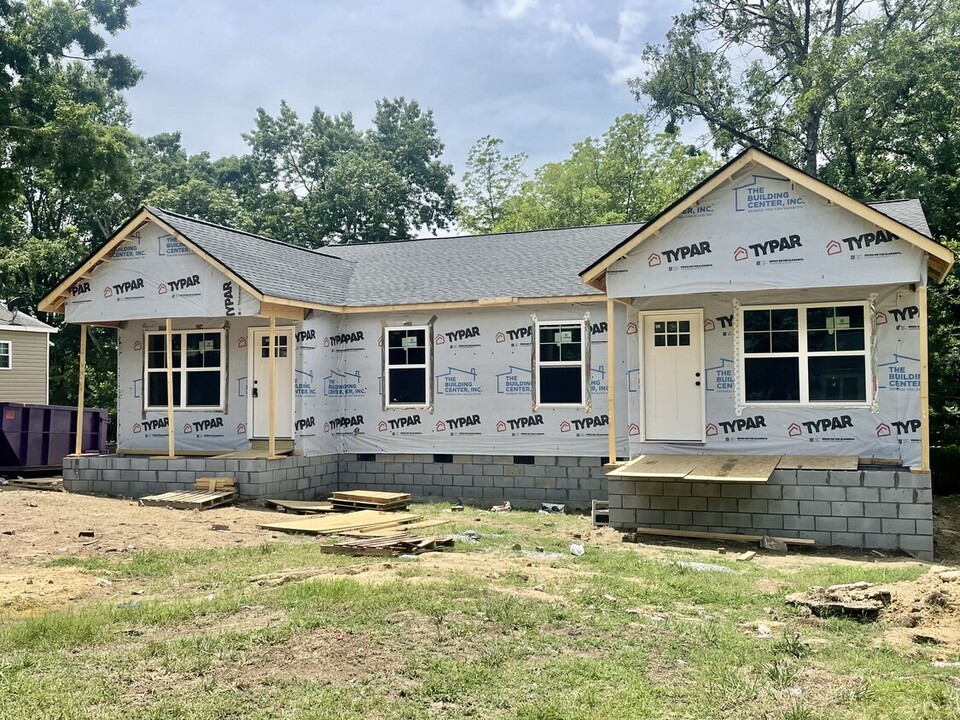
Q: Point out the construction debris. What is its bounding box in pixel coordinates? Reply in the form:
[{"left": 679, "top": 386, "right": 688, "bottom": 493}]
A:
[
  {"left": 329, "top": 490, "right": 411, "bottom": 511},
  {"left": 760, "top": 535, "right": 788, "bottom": 552},
  {"left": 263, "top": 498, "right": 336, "bottom": 514},
  {"left": 490, "top": 500, "right": 511, "bottom": 513},
  {"left": 321, "top": 535, "right": 455, "bottom": 557},
  {"left": 5, "top": 477, "right": 64, "bottom": 492},
  {"left": 736, "top": 551, "right": 757, "bottom": 562},
  {"left": 787, "top": 581, "right": 892, "bottom": 619},
  {"left": 258, "top": 509, "right": 419, "bottom": 535},
  {"left": 140, "top": 477, "right": 237, "bottom": 510}
]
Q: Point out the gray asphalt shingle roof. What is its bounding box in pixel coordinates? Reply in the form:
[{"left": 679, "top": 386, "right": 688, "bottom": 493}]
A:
[
  {"left": 148, "top": 207, "right": 356, "bottom": 306},
  {"left": 147, "top": 195, "right": 934, "bottom": 309},
  {"left": 327, "top": 224, "right": 644, "bottom": 306},
  {"left": 0, "top": 301, "right": 55, "bottom": 331},
  {"left": 867, "top": 199, "right": 933, "bottom": 238}
]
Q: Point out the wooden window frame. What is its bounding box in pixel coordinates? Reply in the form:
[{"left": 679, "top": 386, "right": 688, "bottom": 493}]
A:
[{"left": 143, "top": 329, "right": 226, "bottom": 411}]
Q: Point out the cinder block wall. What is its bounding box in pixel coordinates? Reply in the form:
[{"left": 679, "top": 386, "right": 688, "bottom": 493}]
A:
[
  {"left": 338, "top": 454, "right": 608, "bottom": 510},
  {"left": 608, "top": 468, "right": 934, "bottom": 560},
  {"left": 64, "top": 454, "right": 339, "bottom": 500}
]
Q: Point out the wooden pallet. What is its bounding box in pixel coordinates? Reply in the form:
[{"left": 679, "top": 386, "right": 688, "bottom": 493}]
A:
[
  {"left": 321, "top": 534, "right": 455, "bottom": 557},
  {"left": 140, "top": 477, "right": 237, "bottom": 510},
  {"left": 329, "top": 490, "right": 411, "bottom": 511},
  {"left": 6, "top": 477, "right": 64, "bottom": 492}
]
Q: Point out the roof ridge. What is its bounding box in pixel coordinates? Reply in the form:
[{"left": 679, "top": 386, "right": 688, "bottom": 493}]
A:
[
  {"left": 148, "top": 206, "right": 352, "bottom": 264},
  {"left": 330, "top": 221, "right": 647, "bottom": 249}
]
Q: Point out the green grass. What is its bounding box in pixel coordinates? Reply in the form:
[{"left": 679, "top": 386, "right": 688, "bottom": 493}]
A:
[{"left": 2, "top": 504, "right": 957, "bottom": 719}]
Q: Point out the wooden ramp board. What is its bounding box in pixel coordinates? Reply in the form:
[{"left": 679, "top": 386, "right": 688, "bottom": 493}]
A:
[
  {"left": 777, "top": 455, "right": 859, "bottom": 471},
  {"left": 140, "top": 489, "right": 237, "bottom": 510},
  {"left": 264, "top": 499, "right": 336, "bottom": 514},
  {"left": 6, "top": 477, "right": 64, "bottom": 491},
  {"left": 258, "top": 509, "right": 419, "bottom": 535},
  {"left": 607, "top": 454, "right": 700, "bottom": 479},
  {"left": 685, "top": 455, "right": 780, "bottom": 483}
]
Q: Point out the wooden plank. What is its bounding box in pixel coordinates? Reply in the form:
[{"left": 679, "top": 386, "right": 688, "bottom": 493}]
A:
[
  {"left": 264, "top": 499, "right": 336, "bottom": 513},
  {"left": 75, "top": 325, "right": 87, "bottom": 456},
  {"left": 631, "top": 527, "right": 815, "bottom": 546},
  {"left": 268, "top": 315, "right": 276, "bottom": 459},
  {"left": 919, "top": 285, "right": 931, "bottom": 471},
  {"left": 607, "top": 454, "right": 699, "bottom": 478},
  {"left": 331, "top": 491, "right": 411, "bottom": 502},
  {"left": 777, "top": 455, "right": 859, "bottom": 471},
  {"left": 607, "top": 298, "right": 617, "bottom": 465},
  {"left": 685, "top": 455, "right": 779, "bottom": 482},
  {"left": 140, "top": 490, "right": 236, "bottom": 510},
  {"left": 165, "top": 318, "right": 175, "bottom": 459},
  {"left": 352, "top": 518, "right": 450, "bottom": 537},
  {"left": 258, "top": 509, "right": 419, "bottom": 534}
]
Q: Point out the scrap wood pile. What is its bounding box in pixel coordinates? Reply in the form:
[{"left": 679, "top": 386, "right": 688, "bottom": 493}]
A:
[
  {"left": 2, "top": 477, "right": 64, "bottom": 492},
  {"left": 786, "top": 568, "right": 960, "bottom": 652},
  {"left": 321, "top": 535, "right": 455, "bottom": 557},
  {"left": 258, "top": 507, "right": 456, "bottom": 556}
]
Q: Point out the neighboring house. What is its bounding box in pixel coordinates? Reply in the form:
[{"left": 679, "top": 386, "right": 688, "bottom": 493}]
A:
[
  {"left": 39, "top": 147, "right": 953, "bottom": 559},
  {"left": 0, "top": 301, "right": 56, "bottom": 404}
]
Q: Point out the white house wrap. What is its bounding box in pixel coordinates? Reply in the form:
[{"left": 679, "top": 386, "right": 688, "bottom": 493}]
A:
[{"left": 41, "top": 147, "right": 953, "bottom": 559}]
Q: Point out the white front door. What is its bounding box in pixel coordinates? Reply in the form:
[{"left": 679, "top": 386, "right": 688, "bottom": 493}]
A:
[
  {"left": 250, "top": 328, "right": 294, "bottom": 439},
  {"left": 643, "top": 312, "right": 704, "bottom": 441}
]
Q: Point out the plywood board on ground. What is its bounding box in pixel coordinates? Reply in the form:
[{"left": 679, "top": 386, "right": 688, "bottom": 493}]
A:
[
  {"left": 264, "top": 499, "right": 336, "bottom": 514},
  {"left": 630, "top": 527, "right": 815, "bottom": 546},
  {"left": 685, "top": 455, "right": 780, "bottom": 483},
  {"left": 258, "top": 509, "right": 419, "bottom": 535},
  {"left": 777, "top": 455, "right": 859, "bottom": 471},
  {"left": 607, "top": 454, "right": 699, "bottom": 478}
]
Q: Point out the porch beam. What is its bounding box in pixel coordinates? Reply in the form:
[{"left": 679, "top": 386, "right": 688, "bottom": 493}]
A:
[
  {"left": 165, "top": 318, "right": 175, "bottom": 458},
  {"left": 606, "top": 298, "right": 617, "bottom": 465},
  {"left": 918, "top": 285, "right": 931, "bottom": 472},
  {"left": 268, "top": 314, "right": 277, "bottom": 459},
  {"left": 74, "top": 324, "right": 87, "bottom": 455},
  {"left": 258, "top": 301, "right": 306, "bottom": 321}
]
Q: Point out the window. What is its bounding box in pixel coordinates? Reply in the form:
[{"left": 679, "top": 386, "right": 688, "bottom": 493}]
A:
[
  {"left": 384, "top": 326, "right": 430, "bottom": 407},
  {"left": 145, "top": 330, "right": 224, "bottom": 410},
  {"left": 652, "top": 319, "right": 691, "bottom": 347},
  {"left": 536, "top": 321, "right": 586, "bottom": 406},
  {"left": 740, "top": 303, "right": 868, "bottom": 405},
  {"left": 0, "top": 341, "right": 10, "bottom": 370}
]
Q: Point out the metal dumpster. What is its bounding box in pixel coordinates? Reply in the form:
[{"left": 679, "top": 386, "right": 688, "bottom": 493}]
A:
[{"left": 0, "top": 403, "right": 107, "bottom": 474}]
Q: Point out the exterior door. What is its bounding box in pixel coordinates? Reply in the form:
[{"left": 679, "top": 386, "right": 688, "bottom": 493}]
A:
[
  {"left": 250, "top": 328, "right": 294, "bottom": 439},
  {"left": 643, "top": 312, "right": 704, "bottom": 441}
]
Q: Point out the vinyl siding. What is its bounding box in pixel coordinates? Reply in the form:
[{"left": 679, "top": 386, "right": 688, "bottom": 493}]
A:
[{"left": 0, "top": 330, "right": 49, "bottom": 404}]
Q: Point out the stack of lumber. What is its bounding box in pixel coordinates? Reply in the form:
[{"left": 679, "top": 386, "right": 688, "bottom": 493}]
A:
[
  {"left": 258, "top": 509, "right": 420, "bottom": 535},
  {"left": 263, "top": 498, "right": 336, "bottom": 514},
  {"left": 329, "top": 490, "right": 411, "bottom": 511},
  {"left": 321, "top": 534, "right": 455, "bottom": 557},
  {"left": 140, "top": 477, "right": 237, "bottom": 510}
]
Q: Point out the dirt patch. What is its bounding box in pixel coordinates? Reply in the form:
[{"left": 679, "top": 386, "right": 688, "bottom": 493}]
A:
[
  {"left": 935, "top": 495, "right": 960, "bottom": 564},
  {"left": 786, "top": 568, "right": 960, "bottom": 656},
  {"left": 0, "top": 566, "right": 125, "bottom": 613},
  {"left": 0, "top": 488, "right": 311, "bottom": 569}
]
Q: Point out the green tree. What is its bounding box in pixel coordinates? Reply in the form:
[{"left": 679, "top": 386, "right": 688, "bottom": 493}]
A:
[
  {"left": 459, "top": 135, "right": 527, "bottom": 233},
  {"left": 494, "top": 114, "right": 716, "bottom": 232},
  {"left": 0, "top": 0, "right": 142, "bottom": 419},
  {"left": 244, "top": 97, "right": 457, "bottom": 245}
]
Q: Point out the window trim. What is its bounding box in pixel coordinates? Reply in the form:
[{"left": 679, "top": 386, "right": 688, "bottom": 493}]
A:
[
  {"left": 737, "top": 300, "right": 872, "bottom": 408},
  {"left": 143, "top": 329, "right": 226, "bottom": 411},
  {"left": 0, "top": 340, "right": 11, "bottom": 370},
  {"left": 534, "top": 319, "right": 588, "bottom": 408},
  {"left": 383, "top": 325, "right": 432, "bottom": 409}
]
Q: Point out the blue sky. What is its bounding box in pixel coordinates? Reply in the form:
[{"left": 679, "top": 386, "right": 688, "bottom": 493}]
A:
[{"left": 111, "top": 0, "right": 690, "bottom": 176}]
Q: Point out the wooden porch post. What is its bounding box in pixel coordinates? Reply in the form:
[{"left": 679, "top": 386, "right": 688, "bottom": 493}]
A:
[
  {"left": 268, "top": 314, "right": 277, "bottom": 459},
  {"left": 606, "top": 298, "right": 617, "bottom": 465},
  {"left": 165, "top": 318, "right": 175, "bottom": 459},
  {"left": 75, "top": 324, "right": 87, "bottom": 455},
  {"left": 918, "top": 286, "right": 931, "bottom": 472}
]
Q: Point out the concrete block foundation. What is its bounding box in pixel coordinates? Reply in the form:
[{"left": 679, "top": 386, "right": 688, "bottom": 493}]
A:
[{"left": 608, "top": 468, "right": 934, "bottom": 561}]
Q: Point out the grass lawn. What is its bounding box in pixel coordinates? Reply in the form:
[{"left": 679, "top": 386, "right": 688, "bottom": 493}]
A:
[{"left": 1, "top": 502, "right": 958, "bottom": 719}]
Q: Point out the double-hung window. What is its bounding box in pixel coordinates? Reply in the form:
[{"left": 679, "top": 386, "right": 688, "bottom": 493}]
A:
[
  {"left": 145, "top": 330, "right": 225, "bottom": 410},
  {"left": 384, "top": 326, "right": 430, "bottom": 407},
  {"left": 535, "top": 321, "right": 586, "bottom": 406},
  {"left": 0, "top": 340, "right": 10, "bottom": 370},
  {"left": 740, "top": 303, "right": 869, "bottom": 405}
]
